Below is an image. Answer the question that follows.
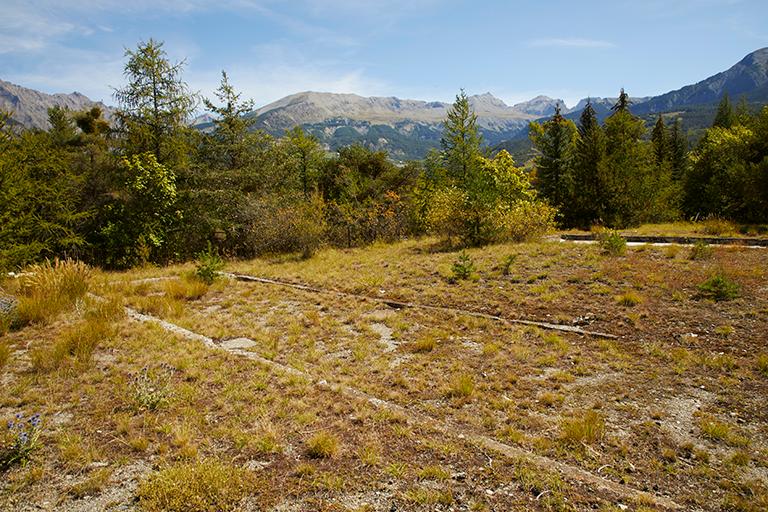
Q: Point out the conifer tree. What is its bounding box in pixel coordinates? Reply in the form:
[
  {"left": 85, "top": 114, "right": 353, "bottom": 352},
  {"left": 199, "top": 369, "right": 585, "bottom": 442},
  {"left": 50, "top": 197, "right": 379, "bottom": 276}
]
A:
[
  {"left": 441, "top": 89, "right": 482, "bottom": 185},
  {"left": 651, "top": 115, "right": 669, "bottom": 168},
  {"left": 611, "top": 88, "right": 631, "bottom": 113},
  {"left": 203, "top": 71, "right": 255, "bottom": 170},
  {"left": 669, "top": 118, "right": 688, "bottom": 181},
  {"left": 47, "top": 106, "right": 76, "bottom": 146},
  {"left": 602, "top": 90, "right": 654, "bottom": 226},
  {"left": 529, "top": 105, "right": 577, "bottom": 214},
  {"left": 113, "top": 39, "right": 196, "bottom": 165},
  {"left": 570, "top": 100, "right": 607, "bottom": 227},
  {"left": 712, "top": 93, "right": 734, "bottom": 128}
]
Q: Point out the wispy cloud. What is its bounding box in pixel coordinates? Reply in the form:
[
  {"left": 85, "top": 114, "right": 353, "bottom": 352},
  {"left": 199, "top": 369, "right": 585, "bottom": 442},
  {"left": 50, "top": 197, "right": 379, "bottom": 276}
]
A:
[{"left": 526, "top": 38, "right": 616, "bottom": 49}]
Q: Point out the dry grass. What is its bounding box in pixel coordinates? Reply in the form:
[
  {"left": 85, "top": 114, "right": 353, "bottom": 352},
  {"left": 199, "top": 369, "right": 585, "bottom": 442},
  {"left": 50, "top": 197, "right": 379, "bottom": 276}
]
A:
[
  {"left": 12, "top": 259, "right": 90, "bottom": 326},
  {"left": 3, "top": 236, "right": 768, "bottom": 511},
  {"left": 137, "top": 460, "right": 254, "bottom": 512},
  {"left": 305, "top": 431, "right": 340, "bottom": 459}
]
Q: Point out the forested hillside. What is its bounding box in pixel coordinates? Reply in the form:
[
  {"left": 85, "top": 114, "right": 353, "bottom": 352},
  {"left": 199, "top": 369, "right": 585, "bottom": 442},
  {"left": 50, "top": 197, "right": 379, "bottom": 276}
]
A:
[{"left": 1, "top": 40, "right": 767, "bottom": 272}]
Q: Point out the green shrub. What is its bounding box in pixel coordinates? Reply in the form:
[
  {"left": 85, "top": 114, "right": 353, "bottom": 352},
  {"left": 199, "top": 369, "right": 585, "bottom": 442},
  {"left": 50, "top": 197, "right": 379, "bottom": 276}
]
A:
[
  {"left": 698, "top": 272, "right": 740, "bottom": 301},
  {"left": 597, "top": 230, "right": 626, "bottom": 256},
  {"left": 699, "top": 218, "right": 735, "bottom": 236},
  {"left": 194, "top": 242, "right": 224, "bottom": 285},
  {"left": 689, "top": 240, "right": 713, "bottom": 260},
  {"left": 450, "top": 251, "right": 476, "bottom": 281},
  {"left": 501, "top": 200, "right": 557, "bottom": 243},
  {"left": 248, "top": 194, "right": 326, "bottom": 258},
  {"left": 137, "top": 460, "right": 253, "bottom": 512}
]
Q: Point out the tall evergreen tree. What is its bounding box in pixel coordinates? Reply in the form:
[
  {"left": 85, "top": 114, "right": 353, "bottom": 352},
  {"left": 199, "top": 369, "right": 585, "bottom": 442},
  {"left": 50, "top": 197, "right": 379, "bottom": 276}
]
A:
[
  {"left": 285, "top": 126, "right": 324, "bottom": 200},
  {"left": 203, "top": 71, "right": 256, "bottom": 170},
  {"left": 529, "top": 105, "right": 578, "bottom": 215},
  {"left": 113, "top": 39, "right": 196, "bottom": 165},
  {"left": 570, "top": 101, "right": 607, "bottom": 227},
  {"left": 47, "top": 106, "right": 76, "bottom": 146},
  {"left": 611, "top": 88, "right": 631, "bottom": 113},
  {"left": 602, "top": 90, "right": 655, "bottom": 226},
  {"left": 712, "top": 93, "right": 734, "bottom": 129},
  {"left": 669, "top": 118, "right": 688, "bottom": 181},
  {"left": 651, "top": 115, "right": 669, "bottom": 169},
  {"left": 441, "top": 89, "right": 482, "bottom": 185}
]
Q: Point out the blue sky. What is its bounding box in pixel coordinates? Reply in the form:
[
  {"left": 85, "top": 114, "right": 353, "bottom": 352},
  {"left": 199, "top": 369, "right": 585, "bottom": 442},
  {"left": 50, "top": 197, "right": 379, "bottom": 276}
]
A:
[{"left": 1, "top": 0, "right": 766, "bottom": 109}]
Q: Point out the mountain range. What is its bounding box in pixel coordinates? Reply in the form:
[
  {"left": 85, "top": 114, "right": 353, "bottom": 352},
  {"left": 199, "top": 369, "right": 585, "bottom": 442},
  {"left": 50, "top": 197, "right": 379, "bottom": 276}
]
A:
[{"left": 2, "top": 47, "right": 767, "bottom": 161}]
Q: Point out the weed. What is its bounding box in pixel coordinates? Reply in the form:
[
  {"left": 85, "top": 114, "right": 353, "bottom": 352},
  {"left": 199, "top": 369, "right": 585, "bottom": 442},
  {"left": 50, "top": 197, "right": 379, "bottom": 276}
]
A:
[
  {"left": 405, "top": 487, "right": 454, "bottom": 505},
  {"left": 164, "top": 277, "right": 209, "bottom": 301},
  {"left": 699, "top": 218, "right": 735, "bottom": 236},
  {"left": 714, "top": 324, "right": 734, "bottom": 336},
  {"left": 561, "top": 410, "right": 605, "bottom": 445},
  {"left": 0, "top": 413, "right": 42, "bottom": 470},
  {"left": 194, "top": 242, "right": 225, "bottom": 285},
  {"left": 689, "top": 240, "right": 713, "bottom": 260},
  {"left": 12, "top": 259, "right": 90, "bottom": 327},
  {"left": 500, "top": 254, "right": 517, "bottom": 276},
  {"left": 137, "top": 459, "right": 253, "bottom": 512},
  {"left": 699, "top": 416, "right": 749, "bottom": 447},
  {"left": 68, "top": 468, "right": 112, "bottom": 498},
  {"left": 130, "top": 365, "right": 175, "bottom": 411},
  {"left": 755, "top": 354, "right": 768, "bottom": 377},
  {"left": 698, "top": 272, "right": 740, "bottom": 301},
  {"left": 598, "top": 230, "right": 627, "bottom": 256},
  {"left": 305, "top": 431, "right": 339, "bottom": 459},
  {"left": 357, "top": 444, "right": 381, "bottom": 466},
  {"left": 385, "top": 462, "right": 408, "bottom": 478},
  {"left": 411, "top": 333, "right": 437, "bottom": 353},
  {"left": 446, "top": 373, "right": 475, "bottom": 398},
  {"left": 0, "top": 340, "right": 10, "bottom": 369},
  {"left": 417, "top": 465, "right": 450, "bottom": 481},
  {"left": 450, "top": 251, "right": 476, "bottom": 281},
  {"left": 615, "top": 291, "right": 642, "bottom": 307}
]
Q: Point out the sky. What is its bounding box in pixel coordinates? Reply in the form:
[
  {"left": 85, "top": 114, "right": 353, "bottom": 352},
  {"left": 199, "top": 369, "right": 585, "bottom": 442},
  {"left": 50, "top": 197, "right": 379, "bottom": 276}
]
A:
[{"left": 1, "top": 0, "right": 767, "bottom": 110}]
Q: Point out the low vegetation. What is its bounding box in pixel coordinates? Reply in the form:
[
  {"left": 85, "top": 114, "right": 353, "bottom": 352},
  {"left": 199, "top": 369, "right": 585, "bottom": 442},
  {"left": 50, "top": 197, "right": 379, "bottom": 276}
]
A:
[{"left": 1, "top": 236, "right": 767, "bottom": 510}]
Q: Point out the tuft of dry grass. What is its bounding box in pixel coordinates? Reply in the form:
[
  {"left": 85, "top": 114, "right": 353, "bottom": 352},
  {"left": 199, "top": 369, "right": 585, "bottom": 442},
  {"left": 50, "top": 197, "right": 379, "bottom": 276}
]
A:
[
  {"left": 305, "top": 431, "right": 340, "bottom": 459},
  {"left": 615, "top": 291, "right": 642, "bottom": 307},
  {"left": 164, "top": 277, "right": 209, "bottom": 301},
  {"left": 411, "top": 333, "right": 437, "bottom": 353},
  {"left": 13, "top": 259, "right": 90, "bottom": 327},
  {"left": 561, "top": 410, "right": 605, "bottom": 445},
  {"left": 138, "top": 459, "right": 253, "bottom": 512},
  {"left": 31, "top": 316, "right": 115, "bottom": 372},
  {"left": 0, "top": 340, "right": 10, "bottom": 369},
  {"left": 446, "top": 373, "right": 475, "bottom": 399}
]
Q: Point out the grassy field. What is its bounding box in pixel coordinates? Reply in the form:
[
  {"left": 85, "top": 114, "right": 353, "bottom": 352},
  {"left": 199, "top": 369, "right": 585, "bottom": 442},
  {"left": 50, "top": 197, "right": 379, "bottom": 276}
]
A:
[{"left": 1, "top": 237, "right": 767, "bottom": 511}]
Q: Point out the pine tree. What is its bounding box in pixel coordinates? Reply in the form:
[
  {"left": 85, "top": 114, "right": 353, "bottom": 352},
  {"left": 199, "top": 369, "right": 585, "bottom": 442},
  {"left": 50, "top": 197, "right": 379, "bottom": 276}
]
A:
[
  {"left": 47, "top": 106, "right": 76, "bottom": 146},
  {"left": 285, "top": 126, "right": 323, "bottom": 200},
  {"left": 441, "top": 89, "right": 482, "bottom": 185},
  {"left": 602, "top": 90, "right": 655, "bottom": 227},
  {"left": 611, "top": 88, "right": 631, "bottom": 113},
  {"left": 651, "top": 115, "right": 669, "bottom": 168},
  {"left": 570, "top": 100, "right": 607, "bottom": 227},
  {"left": 203, "top": 71, "right": 255, "bottom": 170},
  {"left": 113, "top": 39, "right": 196, "bottom": 165},
  {"left": 669, "top": 118, "right": 688, "bottom": 181},
  {"left": 529, "top": 105, "right": 578, "bottom": 214},
  {"left": 712, "top": 93, "right": 734, "bottom": 128}
]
